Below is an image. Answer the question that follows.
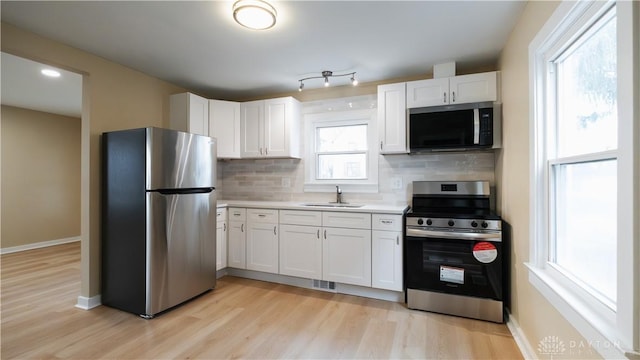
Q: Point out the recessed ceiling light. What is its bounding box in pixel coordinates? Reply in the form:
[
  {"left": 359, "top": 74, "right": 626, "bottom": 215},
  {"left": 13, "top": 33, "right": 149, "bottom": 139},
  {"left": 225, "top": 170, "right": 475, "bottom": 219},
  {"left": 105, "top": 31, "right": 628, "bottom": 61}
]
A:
[
  {"left": 233, "top": 0, "right": 277, "bottom": 30},
  {"left": 41, "top": 69, "right": 61, "bottom": 78}
]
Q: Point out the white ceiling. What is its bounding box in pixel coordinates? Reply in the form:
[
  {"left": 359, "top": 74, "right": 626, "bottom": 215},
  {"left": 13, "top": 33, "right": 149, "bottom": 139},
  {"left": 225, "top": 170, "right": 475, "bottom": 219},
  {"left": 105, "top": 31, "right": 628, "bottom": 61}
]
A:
[
  {"left": 0, "top": 1, "right": 526, "bottom": 115},
  {"left": 1, "top": 52, "right": 82, "bottom": 117}
]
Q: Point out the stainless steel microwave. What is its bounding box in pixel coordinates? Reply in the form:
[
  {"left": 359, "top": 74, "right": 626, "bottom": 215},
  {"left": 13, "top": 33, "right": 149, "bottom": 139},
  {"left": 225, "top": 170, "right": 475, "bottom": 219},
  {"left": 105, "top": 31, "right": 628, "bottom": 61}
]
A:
[{"left": 408, "top": 102, "right": 501, "bottom": 153}]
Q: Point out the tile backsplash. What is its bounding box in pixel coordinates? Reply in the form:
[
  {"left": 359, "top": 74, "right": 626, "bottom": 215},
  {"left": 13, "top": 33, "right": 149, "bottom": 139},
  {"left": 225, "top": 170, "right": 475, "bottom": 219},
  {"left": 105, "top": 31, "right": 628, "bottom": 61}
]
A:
[{"left": 218, "top": 95, "right": 495, "bottom": 206}]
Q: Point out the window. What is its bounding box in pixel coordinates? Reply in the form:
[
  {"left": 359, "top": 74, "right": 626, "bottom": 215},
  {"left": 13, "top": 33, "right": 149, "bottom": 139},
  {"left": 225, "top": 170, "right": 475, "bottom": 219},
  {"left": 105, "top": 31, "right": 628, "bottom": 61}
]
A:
[
  {"left": 548, "top": 7, "right": 618, "bottom": 308},
  {"left": 529, "top": 1, "right": 639, "bottom": 357},
  {"left": 304, "top": 108, "right": 378, "bottom": 192}
]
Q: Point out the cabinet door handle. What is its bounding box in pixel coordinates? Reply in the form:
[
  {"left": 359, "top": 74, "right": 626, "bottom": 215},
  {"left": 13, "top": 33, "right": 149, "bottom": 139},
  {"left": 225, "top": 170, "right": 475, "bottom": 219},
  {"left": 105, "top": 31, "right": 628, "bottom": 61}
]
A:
[
  {"left": 396, "top": 235, "right": 399, "bottom": 245},
  {"left": 443, "top": 92, "right": 447, "bottom": 103},
  {"left": 241, "top": 224, "right": 244, "bottom": 232},
  {"left": 317, "top": 229, "right": 320, "bottom": 239},
  {"left": 452, "top": 91, "right": 456, "bottom": 102},
  {"left": 258, "top": 214, "right": 266, "bottom": 217},
  {"left": 381, "top": 220, "right": 393, "bottom": 224},
  {"left": 380, "top": 141, "right": 383, "bottom": 150},
  {"left": 224, "top": 223, "right": 226, "bottom": 231},
  {"left": 274, "top": 226, "right": 277, "bottom": 235},
  {"left": 265, "top": 148, "right": 268, "bottom": 155},
  {"left": 324, "top": 230, "right": 327, "bottom": 239},
  {"left": 260, "top": 148, "right": 263, "bottom": 155}
]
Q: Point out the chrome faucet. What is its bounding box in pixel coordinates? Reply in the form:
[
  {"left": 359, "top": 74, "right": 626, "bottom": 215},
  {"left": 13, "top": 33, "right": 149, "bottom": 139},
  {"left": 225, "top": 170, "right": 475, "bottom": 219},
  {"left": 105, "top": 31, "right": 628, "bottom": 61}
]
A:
[{"left": 336, "top": 185, "right": 343, "bottom": 204}]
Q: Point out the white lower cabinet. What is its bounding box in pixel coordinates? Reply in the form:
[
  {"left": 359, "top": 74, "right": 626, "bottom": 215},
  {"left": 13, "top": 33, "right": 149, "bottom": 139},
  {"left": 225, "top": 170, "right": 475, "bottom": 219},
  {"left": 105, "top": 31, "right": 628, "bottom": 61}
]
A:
[
  {"left": 322, "top": 227, "right": 372, "bottom": 287},
  {"left": 246, "top": 209, "right": 279, "bottom": 274},
  {"left": 227, "top": 208, "right": 246, "bottom": 269},
  {"left": 371, "top": 214, "right": 403, "bottom": 291},
  {"left": 216, "top": 208, "right": 227, "bottom": 271},
  {"left": 279, "top": 224, "right": 322, "bottom": 279}
]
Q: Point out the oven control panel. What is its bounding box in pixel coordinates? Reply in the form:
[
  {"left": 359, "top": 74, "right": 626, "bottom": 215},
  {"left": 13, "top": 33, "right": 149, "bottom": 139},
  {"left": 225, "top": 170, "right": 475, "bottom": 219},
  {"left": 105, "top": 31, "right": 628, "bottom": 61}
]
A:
[{"left": 406, "top": 217, "right": 501, "bottom": 231}]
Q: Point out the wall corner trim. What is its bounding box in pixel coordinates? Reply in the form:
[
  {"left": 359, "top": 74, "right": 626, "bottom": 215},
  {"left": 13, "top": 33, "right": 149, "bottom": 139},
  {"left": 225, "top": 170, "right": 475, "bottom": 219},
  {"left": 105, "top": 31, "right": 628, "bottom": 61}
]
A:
[{"left": 75, "top": 295, "right": 101, "bottom": 310}]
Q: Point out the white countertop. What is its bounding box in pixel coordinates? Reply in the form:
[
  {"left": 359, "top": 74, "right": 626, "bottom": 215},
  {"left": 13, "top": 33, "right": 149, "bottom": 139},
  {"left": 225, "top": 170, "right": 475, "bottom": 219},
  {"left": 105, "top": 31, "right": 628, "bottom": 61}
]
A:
[{"left": 217, "top": 200, "right": 409, "bottom": 215}]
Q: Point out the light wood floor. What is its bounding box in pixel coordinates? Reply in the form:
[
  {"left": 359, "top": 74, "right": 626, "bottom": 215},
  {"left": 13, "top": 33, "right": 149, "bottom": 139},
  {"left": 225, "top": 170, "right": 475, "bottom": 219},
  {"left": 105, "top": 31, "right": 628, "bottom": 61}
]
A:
[{"left": 1, "top": 242, "right": 523, "bottom": 359}]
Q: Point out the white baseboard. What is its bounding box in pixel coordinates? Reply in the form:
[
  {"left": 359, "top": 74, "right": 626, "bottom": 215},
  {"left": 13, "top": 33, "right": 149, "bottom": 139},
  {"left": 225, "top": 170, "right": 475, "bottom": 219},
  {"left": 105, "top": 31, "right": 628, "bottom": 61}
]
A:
[
  {"left": 1, "top": 236, "right": 80, "bottom": 254},
  {"left": 75, "top": 295, "right": 101, "bottom": 310},
  {"left": 506, "top": 312, "right": 538, "bottom": 359}
]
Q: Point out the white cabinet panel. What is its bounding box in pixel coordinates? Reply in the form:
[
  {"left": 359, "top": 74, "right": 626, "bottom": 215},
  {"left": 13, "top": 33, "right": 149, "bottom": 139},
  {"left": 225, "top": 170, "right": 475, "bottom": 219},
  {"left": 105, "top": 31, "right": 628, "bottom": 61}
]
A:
[
  {"left": 216, "top": 208, "right": 227, "bottom": 271},
  {"left": 240, "top": 97, "right": 301, "bottom": 159},
  {"left": 449, "top": 72, "right": 498, "bottom": 104},
  {"left": 209, "top": 100, "right": 241, "bottom": 159},
  {"left": 322, "top": 227, "right": 371, "bottom": 287},
  {"left": 322, "top": 212, "right": 371, "bottom": 229},
  {"left": 279, "top": 224, "right": 322, "bottom": 279},
  {"left": 377, "top": 83, "right": 408, "bottom": 154},
  {"left": 246, "top": 222, "right": 279, "bottom": 274},
  {"left": 372, "top": 230, "right": 403, "bottom": 291},
  {"left": 227, "top": 208, "right": 246, "bottom": 269},
  {"left": 169, "top": 92, "right": 209, "bottom": 136},
  {"left": 240, "top": 101, "right": 263, "bottom": 158},
  {"left": 279, "top": 210, "right": 322, "bottom": 226},
  {"left": 406, "top": 72, "right": 499, "bottom": 108},
  {"left": 372, "top": 214, "right": 403, "bottom": 232},
  {"left": 246, "top": 209, "right": 279, "bottom": 274},
  {"left": 406, "top": 78, "right": 449, "bottom": 108}
]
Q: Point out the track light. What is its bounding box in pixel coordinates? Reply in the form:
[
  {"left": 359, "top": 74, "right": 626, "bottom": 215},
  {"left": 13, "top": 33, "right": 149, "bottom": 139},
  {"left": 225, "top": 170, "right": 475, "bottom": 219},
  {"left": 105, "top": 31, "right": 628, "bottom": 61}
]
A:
[{"left": 297, "top": 70, "right": 358, "bottom": 91}]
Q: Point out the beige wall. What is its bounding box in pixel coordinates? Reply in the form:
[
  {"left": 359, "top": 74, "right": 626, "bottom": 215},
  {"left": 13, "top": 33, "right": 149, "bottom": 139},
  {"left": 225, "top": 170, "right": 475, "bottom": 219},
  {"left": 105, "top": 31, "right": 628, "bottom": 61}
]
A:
[
  {"left": 497, "top": 2, "right": 601, "bottom": 358},
  {"left": 1, "top": 105, "right": 81, "bottom": 248},
  {"left": 1, "top": 22, "right": 185, "bottom": 298}
]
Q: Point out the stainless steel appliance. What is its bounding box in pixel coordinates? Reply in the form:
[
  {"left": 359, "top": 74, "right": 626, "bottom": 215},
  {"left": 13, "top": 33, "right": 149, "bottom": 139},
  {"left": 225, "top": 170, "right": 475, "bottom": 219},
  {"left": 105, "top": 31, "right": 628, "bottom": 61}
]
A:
[
  {"left": 101, "top": 127, "right": 217, "bottom": 318},
  {"left": 405, "top": 181, "right": 505, "bottom": 323},
  {"left": 409, "top": 102, "right": 501, "bottom": 152}
]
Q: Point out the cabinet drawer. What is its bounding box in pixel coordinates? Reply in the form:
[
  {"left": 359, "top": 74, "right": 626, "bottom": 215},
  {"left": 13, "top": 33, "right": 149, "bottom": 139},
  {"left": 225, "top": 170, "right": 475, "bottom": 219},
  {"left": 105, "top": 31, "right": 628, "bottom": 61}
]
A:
[
  {"left": 279, "top": 210, "right": 322, "bottom": 226},
  {"left": 229, "top": 208, "right": 246, "bottom": 221},
  {"left": 216, "top": 208, "right": 227, "bottom": 221},
  {"left": 372, "top": 214, "right": 403, "bottom": 231},
  {"left": 322, "top": 212, "right": 371, "bottom": 229},
  {"left": 247, "top": 208, "right": 278, "bottom": 223}
]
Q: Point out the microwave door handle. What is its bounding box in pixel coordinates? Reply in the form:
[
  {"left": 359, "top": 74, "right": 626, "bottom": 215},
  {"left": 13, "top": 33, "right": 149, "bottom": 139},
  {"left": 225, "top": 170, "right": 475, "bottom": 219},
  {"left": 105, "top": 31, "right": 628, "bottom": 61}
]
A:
[{"left": 473, "top": 108, "right": 480, "bottom": 144}]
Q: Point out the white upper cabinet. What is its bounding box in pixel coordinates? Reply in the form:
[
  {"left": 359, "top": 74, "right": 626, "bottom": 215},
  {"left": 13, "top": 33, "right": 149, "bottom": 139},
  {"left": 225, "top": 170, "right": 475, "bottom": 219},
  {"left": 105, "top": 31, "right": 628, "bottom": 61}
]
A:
[
  {"left": 240, "top": 97, "right": 301, "bottom": 159},
  {"left": 377, "top": 83, "right": 408, "bottom": 154},
  {"left": 406, "top": 77, "right": 450, "bottom": 108},
  {"left": 169, "top": 92, "right": 209, "bottom": 136},
  {"left": 406, "top": 71, "right": 499, "bottom": 108},
  {"left": 209, "top": 100, "right": 241, "bottom": 159}
]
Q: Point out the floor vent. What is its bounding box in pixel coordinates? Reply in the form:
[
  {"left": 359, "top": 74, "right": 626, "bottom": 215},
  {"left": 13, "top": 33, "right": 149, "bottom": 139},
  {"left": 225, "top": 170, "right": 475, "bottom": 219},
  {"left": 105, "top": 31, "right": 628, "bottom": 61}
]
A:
[{"left": 312, "top": 279, "right": 337, "bottom": 292}]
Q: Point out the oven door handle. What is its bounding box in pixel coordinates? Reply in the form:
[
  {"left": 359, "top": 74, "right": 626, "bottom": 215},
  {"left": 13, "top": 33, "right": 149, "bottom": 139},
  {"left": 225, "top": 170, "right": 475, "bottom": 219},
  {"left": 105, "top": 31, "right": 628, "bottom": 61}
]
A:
[{"left": 406, "top": 228, "right": 502, "bottom": 242}]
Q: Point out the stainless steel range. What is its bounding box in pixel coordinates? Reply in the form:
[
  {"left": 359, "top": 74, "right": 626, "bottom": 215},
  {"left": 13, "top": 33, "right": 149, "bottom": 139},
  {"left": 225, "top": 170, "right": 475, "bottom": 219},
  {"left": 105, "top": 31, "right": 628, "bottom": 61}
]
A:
[{"left": 405, "top": 180, "right": 505, "bottom": 323}]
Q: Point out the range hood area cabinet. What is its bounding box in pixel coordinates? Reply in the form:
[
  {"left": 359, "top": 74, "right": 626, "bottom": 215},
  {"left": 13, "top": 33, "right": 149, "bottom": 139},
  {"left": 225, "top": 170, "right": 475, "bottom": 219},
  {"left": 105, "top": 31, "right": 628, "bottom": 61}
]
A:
[
  {"left": 240, "top": 97, "right": 302, "bottom": 159},
  {"left": 406, "top": 71, "right": 500, "bottom": 108},
  {"left": 169, "top": 92, "right": 210, "bottom": 137},
  {"left": 376, "top": 71, "right": 500, "bottom": 155}
]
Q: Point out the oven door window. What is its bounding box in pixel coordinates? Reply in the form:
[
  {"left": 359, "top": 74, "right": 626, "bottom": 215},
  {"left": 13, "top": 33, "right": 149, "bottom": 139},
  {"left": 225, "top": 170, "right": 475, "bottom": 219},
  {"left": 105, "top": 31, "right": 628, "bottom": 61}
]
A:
[{"left": 406, "top": 236, "right": 502, "bottom": 300}]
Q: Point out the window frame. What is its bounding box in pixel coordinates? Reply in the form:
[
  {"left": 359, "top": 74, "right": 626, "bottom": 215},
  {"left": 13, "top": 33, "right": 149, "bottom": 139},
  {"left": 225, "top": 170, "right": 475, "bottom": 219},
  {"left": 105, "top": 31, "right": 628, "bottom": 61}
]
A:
[
  {"left": 303, "top": 108, "right": 378, "bottom": 193},
  {"left": 528, "top": 0, "right": 639, "bottom": 357}
]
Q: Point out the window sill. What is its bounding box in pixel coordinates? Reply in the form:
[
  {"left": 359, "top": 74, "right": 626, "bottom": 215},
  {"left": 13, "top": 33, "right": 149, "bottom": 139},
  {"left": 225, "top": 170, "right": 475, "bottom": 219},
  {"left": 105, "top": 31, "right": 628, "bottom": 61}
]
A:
[{"left": 525, "top": 262, "right": 627, "bottom": 358}]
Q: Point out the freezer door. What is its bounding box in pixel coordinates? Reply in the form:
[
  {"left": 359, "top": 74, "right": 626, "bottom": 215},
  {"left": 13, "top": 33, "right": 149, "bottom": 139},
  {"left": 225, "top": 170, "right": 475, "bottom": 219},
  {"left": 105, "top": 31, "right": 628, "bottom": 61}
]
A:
[
  {"left": 146, "top": 190, "right": 216, "bottom": 316},
  {"left": 146, "top": 127, "right": 216, "bottom": 190}
]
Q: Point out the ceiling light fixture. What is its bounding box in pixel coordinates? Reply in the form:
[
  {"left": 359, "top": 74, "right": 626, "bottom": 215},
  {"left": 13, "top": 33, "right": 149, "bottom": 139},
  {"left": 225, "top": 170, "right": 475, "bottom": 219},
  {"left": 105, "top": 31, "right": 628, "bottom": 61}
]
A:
[
  {"left": 232, "top": 0, "right": 277, "bottom": 30},
  {"left": 41, "top": 69, "right": 61, "bottom": 78},
  {"left": 298, "top": 70, "right": 358, "bottom": 92}
]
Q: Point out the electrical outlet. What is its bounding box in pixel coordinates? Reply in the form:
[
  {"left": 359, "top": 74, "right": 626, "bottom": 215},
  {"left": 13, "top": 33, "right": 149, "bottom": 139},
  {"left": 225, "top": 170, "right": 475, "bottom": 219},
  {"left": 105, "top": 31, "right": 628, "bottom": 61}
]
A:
[
  {"left": 391, "top": 177, "right": 403, "bottom": 190},
  {"left": 281, "top": 177, "right": 291, "bottom": 188}
]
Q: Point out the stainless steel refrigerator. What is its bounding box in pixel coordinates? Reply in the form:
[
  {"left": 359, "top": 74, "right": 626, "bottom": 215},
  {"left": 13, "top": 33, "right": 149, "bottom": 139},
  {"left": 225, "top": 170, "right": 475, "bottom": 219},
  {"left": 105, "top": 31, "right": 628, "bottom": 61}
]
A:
[{"left": 101, "top": 127, "right": 217, "bottom": 318}]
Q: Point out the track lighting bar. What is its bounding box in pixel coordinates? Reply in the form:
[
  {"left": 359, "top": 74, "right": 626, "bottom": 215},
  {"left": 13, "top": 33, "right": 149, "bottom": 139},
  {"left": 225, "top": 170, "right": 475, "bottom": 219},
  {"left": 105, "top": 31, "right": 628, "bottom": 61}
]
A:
[{"left": 298, "top": 70, "right": 358, "bottom": 91}]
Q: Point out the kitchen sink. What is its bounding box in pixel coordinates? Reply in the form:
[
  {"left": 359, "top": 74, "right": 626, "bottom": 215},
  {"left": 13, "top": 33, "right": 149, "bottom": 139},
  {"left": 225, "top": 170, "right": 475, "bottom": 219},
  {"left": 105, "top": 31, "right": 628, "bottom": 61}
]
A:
[{"left": 300, "top": 202, "right": 365, "bottom": 208}]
